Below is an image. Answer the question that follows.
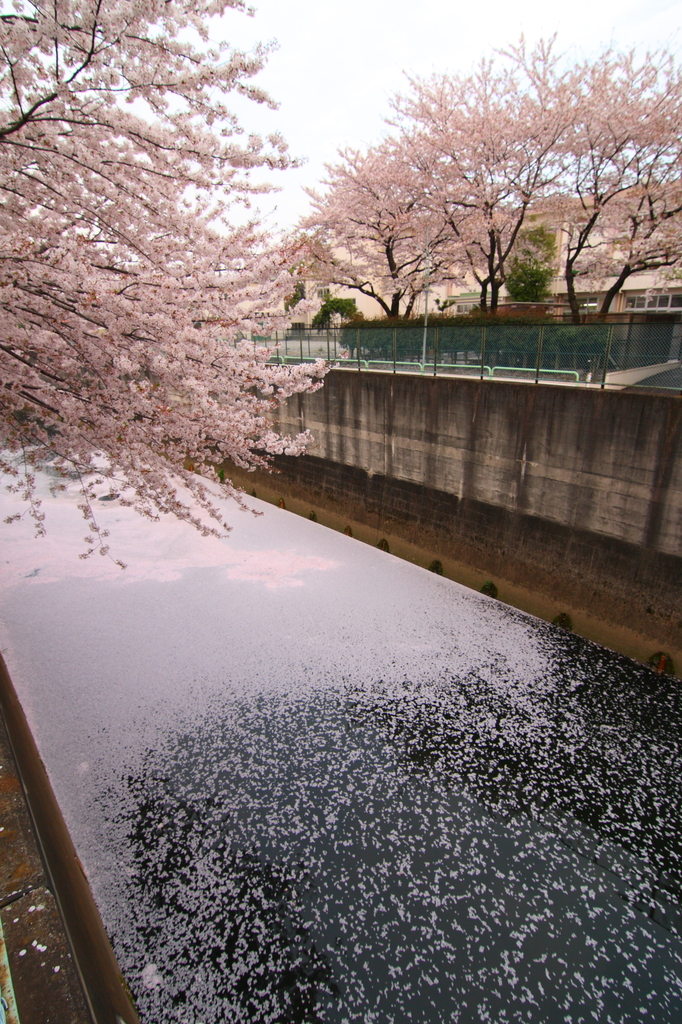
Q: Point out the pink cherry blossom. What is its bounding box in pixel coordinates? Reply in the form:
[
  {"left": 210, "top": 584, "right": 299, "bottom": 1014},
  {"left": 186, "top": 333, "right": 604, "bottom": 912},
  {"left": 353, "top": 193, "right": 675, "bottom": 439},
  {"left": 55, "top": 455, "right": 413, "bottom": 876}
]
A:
[{"left": 0, "top": 1, "right": 327, "bottom": 557}]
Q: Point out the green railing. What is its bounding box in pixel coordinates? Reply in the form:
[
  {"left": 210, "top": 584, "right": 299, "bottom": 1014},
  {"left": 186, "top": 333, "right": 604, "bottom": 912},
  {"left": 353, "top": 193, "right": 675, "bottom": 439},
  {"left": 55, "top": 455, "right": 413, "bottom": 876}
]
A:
[{"left": 242, "top": 322, "right": 682, "bottom": 391}]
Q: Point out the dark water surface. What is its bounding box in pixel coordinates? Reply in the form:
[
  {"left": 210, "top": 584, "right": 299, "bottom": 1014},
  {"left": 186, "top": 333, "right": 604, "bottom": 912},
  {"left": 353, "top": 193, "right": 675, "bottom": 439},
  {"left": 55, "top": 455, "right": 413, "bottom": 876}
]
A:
[
  {"left": 102, "top": 628, "right": 682, "bottom": 1024},
  {"left": 3, "top": 473, "right": 681, "bottom": 1023}
]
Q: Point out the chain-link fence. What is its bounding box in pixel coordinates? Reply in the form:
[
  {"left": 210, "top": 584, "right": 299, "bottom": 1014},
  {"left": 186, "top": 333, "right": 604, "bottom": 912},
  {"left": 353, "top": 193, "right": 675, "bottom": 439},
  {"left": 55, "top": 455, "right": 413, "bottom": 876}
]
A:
[{"left": 239, "top": 321, "right": 682, "bottom": 391}]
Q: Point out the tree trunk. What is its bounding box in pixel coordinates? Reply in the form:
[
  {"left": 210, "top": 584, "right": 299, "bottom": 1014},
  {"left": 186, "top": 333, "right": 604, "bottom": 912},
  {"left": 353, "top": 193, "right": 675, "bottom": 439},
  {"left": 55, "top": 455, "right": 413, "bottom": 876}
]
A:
[
  {"left": 489, "top": 278, "right": 500, "bottom": 314},
  {"left": 390, "top": 293, "right": 402, "bottom": 318},
  {"left": 565, "top": 260, "right": 581, "bottom": 324},
  {"left": 599, "top": 265, "right": 632, "bottom": 316},
  {"left": 349, "top": 284, "right": 391, "bottom": 318}
]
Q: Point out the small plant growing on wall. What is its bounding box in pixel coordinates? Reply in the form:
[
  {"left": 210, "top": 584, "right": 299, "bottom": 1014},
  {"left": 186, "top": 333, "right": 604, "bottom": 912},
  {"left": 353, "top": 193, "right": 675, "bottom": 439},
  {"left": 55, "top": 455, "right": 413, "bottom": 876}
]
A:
[
  {"left": 344, "top": 526, "right": 353, "bottom": 537},
  {"left": 481, "top": 580, "right": 498, "bottom": 598},
  {"left": 552, "top": 612, "right": 573, "bottom": 630},
  {"left": 428, "top": 560, "right": 444, "bottom": 575},
  {"left": 648, "top": 651, "right": 675, "bottom": 675},
  {"left": 377, "top": 538, "right": 390, "bottom": 552},
  {"left": 309, "top": 510, "right": 318, "bottom": 522}
]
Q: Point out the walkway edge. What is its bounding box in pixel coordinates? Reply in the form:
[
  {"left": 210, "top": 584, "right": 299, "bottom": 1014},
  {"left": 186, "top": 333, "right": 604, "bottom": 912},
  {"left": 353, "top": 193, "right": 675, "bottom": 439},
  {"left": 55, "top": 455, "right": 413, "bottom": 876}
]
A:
[{"left": 0, "top": 654, "right": 140, "bottom": 1024}]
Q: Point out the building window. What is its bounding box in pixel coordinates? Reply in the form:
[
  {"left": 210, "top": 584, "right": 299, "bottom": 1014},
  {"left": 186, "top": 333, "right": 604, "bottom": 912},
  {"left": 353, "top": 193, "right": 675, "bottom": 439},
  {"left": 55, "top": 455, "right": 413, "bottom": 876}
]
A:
[
  {"left": 626, "top": 294, "right": 682, "bottom": 309},
  {"left": 317, "top": 288, "right": 330, "bottom": 299}
]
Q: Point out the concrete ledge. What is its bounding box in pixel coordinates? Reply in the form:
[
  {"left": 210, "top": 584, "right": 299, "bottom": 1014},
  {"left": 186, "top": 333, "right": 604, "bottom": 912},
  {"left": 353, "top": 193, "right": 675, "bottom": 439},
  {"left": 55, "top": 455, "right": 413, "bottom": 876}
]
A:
[
  {"left": 1, "top": 888, "right": 91, "bottom": 1024},
  {"left": 605, "top": 360, "right": 682, "bottom": 386},
  {"left": 0, "top": 655, "right": 140, "bottom": 1024}
]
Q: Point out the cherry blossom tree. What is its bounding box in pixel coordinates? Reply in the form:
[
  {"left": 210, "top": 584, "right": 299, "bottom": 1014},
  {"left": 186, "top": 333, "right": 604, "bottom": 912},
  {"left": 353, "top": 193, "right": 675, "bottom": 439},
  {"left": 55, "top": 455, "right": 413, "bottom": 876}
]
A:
[
  {"left": 301, "top": 142, "right": 454, "bottom": 318},
  {"left": 392, "top": 39, "right": 571, "bottom": 313},
  {"left": 552, "top": 49, "right": 682, "bottom": 319},
  {"left": 595, "top": 188, "right": 682, "bottom": 316},
  {"left": 0, "top": 0, "right": 326, "bottom": 558}
]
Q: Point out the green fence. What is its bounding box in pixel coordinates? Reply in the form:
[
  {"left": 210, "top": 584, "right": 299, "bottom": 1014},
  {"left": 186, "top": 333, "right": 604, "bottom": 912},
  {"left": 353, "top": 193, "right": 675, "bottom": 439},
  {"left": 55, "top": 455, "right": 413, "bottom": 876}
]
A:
[{"left": 244, "top": 322, "right": 682, "bottom": 390}]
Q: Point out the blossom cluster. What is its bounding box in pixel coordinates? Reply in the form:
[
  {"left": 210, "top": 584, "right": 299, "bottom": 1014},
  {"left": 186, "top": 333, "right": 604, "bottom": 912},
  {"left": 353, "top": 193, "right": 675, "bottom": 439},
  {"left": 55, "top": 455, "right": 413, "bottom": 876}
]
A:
[{"left": 0, "top": 0, "right": 326, "bottom": 551}]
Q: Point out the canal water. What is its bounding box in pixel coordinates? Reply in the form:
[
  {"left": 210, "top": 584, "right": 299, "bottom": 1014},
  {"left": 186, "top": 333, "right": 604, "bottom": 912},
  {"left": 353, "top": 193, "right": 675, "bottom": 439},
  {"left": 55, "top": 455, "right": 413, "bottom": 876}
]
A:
[{"left": 0, "top": 473, "right": 680, "bottom": 1023}]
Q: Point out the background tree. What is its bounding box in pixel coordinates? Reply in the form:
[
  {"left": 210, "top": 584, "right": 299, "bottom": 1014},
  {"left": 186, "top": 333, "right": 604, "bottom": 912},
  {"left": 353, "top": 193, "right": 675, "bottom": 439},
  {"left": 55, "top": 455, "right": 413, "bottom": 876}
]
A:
[
  {"left": 309, "top": 39, "right": 682, "bottom": 321},
  {"left": 0, "top": 0, "right": 326, "bottom": 554},
  {"left": 311, "top": 297, "right": 360, "bottom": 328},
  {"left": 392, "top": 40, "right": 571, "bottom": 313},
  {"left": 549, "top": 48, "right": 682, "bottom": 319},
  {"left": 505, "top": 224, "right": 557, "bottom": 302},
  {"left": 595, "top": 184, "right": 682, "bottom": 315},
  {"left": 284, "top": 280, "right": 307, "bottom": 312},
  {"left": 302, "top": 141, "right": 454, "bottom": 318}
]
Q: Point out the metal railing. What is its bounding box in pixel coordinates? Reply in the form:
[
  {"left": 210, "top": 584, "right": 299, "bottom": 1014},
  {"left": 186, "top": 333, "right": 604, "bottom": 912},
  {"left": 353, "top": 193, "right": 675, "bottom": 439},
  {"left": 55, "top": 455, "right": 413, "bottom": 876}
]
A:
[{"left": 237, "top": 322, "right": 682, "bottom": 391}]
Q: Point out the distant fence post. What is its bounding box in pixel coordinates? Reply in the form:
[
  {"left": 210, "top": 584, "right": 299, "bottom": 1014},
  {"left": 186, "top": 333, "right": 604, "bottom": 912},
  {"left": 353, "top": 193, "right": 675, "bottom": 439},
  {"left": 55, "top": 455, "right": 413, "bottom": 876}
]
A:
[
  {"left": 535, "top": 325, "right": 545, "bottom": 384},
  {"left": 480, "top": 325, "right": 486, "bottom": 380},
  {"left": 601, "top": 325, "right": 614, "bottom": 389},
  {"left": 433, "top": 325, "right": 438, "bottom": 376},
  {"left": 393, "top": 327, "right": 397, "bottom": 374},
  {"left": 357, "top": 327, "right": 361, "bottom": 371}
]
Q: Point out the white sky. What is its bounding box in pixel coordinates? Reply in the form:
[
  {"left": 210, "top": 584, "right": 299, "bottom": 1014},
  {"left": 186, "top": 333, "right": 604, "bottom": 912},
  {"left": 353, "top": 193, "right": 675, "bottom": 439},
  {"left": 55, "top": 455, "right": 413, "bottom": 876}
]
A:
[{"left": 217, "top": 0, "right": 682, "bottom": 230}]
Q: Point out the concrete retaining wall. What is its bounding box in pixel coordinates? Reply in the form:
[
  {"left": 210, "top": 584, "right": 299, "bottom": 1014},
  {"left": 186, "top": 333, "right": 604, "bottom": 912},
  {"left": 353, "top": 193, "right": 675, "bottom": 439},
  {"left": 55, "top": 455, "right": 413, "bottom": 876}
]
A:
[{"left": 257, "top": 371, "right": 682, "bottom": 647}]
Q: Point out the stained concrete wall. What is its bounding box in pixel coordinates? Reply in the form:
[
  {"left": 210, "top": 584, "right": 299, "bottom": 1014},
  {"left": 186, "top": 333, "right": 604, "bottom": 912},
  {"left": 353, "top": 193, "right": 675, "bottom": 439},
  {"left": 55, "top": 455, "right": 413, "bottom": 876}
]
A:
[{"left": 259, "top": 371, "right": 682, "bottom": 646}]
